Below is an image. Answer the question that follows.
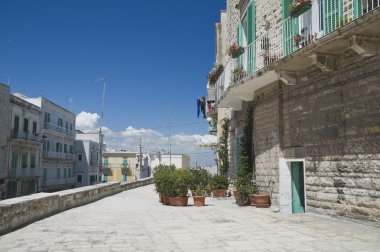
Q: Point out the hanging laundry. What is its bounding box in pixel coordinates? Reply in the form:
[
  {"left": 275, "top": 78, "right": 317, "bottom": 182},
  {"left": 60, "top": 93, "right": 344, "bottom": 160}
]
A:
[
  {"left": 197, "top": 98, "right": 201, "bottom": 118},
  {"left": 200, "top": 97, "right": 206, "bottom": 118}
]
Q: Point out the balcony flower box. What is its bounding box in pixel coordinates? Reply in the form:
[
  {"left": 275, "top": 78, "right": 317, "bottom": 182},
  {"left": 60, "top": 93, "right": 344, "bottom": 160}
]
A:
[
  {"left": 290, "top": 0, "right": 312, "bottom": 17},
  {"left": 227, "top": 43, "right": 245, "bottom": 58},
  {"left": 207, "top": 64, "right": 224, "bottom": 85}
]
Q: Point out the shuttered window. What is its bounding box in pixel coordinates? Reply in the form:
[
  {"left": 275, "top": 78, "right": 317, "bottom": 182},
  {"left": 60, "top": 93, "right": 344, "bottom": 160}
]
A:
[{"left": 323, "top": 0, "right": 343, "bottom": 35}]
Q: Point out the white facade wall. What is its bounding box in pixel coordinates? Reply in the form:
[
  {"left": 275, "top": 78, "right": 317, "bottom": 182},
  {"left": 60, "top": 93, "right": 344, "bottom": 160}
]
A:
[
  {"left": 7, "top": 95, "right": 42, "bottom": 198},
  {"left": 149, "top": 154, "right": 190, "bottom": 170},
  {"left": 22, "top": 97, "right": 76, "bottom": 191},
  {"left": 74, "top": 139, "right": 101, "bottom": 187}
]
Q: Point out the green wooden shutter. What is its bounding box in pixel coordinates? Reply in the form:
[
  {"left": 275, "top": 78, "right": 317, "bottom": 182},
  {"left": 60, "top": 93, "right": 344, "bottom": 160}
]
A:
[
  {"left": 282, "top": 0, "right": 299, "bottom": 56},
  {"left": 353, "top": 0, "right": 363, "bottom": 18},
  {"left": 323, "top": 0, "right": 343, "bottom": 35},
  {"left": 14, "top": 115, "right": 19, "bottom": 132},
  {"left": 247, "top": 1, "right": 256, "bottom": 74}
]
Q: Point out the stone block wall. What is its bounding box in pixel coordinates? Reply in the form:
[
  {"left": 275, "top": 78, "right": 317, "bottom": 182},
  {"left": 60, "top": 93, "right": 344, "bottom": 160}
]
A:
[
  {"left": 281, "top": 55, "right": 380, "bottom": 222},
  {"left": 253, "top": 82, "right": 283, "bottom": 204},
  {"left": 0, "top": 178, "right": 153, "bottom": 235}
]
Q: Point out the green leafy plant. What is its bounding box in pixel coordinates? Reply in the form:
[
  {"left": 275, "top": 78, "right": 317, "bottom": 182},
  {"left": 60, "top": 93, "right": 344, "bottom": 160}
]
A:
[
  {"left": 166, "top": 169, "right": 192, "bottom": 197},
  {"left": 153, "top": 164, "right": 175, "bottom": 196},
  {"left": 189, "top": 168, "right": 211, "bottom": 191},
  {"left": 193, "top": 186, "right": 206, "bottom": 196},
  {"left": 210, "top": 174, "right": 229, "bottom": 190},
  {"left": 217, "top": 118, "right": 230, "bottom": 176},
  {"left": 207, "top": 64, "right": 224, "bottom": 84}
]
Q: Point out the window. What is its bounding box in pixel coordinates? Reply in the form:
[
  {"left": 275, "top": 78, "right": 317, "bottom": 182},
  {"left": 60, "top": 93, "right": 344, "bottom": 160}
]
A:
[
  {"left": 64, "top": 144, "right": 67, "bottom": 153},
  {"left": 57, "top": 168, "right": 61, "bottom": 179},
  {"left": 65, "top": 121, "right": 68, "bottom": 130},
  {"left": 103, "top": 158, "right": 109, "bottom": 168},
  {"left": 44, "top": 112, "right": 50, "bottom": 123},
  {"left": 78, "top": 153, "right": 83, "bottom": 161},
  {"left": 32, "top": 121, "right": 37, "bottom": 134},
  {"left": 68, "top": 168, "right": 71, "bottom": 178},
  {"left": 64, "top": 168, "right": 67, "bottom": 178},
  {"left": 43, "top": 140, "right": 50, "bottom": 152},
  {"left": 23, "top": 118, "right": 29, "bottom": 132},
  {"left": 70, "top": 123, "right": 73, "bottom": 131},
  {"left": 56, "top": 142, "right": 62, "bottom": 152},
  {"left": 14, "top": 115, "right": 19, "bottom": 132},
  {"left": 69, "top": 145, "right": 74, "bottom": 154},
  {"left": 30, "top": 154, "right": 36, "bottom": 168},
  {"left": 122, "top": 159, "right": 128, "bottom": 168},
  {"left": 77, "top": 174, "right": 83, "bottom": 183},
  {"left": 22, "top": 153, "right": 28, "bottom": 168},
  {"left": 58, "top": 118, "right": 63, "bottom": 127},
  {"left": 11, "top": 152, "right": 18, "bottom": 169}
]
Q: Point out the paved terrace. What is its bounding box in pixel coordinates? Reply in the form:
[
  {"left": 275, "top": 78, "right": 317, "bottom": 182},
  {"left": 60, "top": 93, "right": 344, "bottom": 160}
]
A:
[{"left": 0, "top": 184, "right": 379, "bottom": 252}]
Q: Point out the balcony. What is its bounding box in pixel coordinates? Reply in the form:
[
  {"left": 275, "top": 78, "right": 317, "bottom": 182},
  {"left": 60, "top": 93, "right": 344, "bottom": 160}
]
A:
[
  {"left": 10, "top": 131, "right": 41, "bottom": 143},
  {"left": 215, "top": 1, "right": 380, "bottom": 110},
  {"left": 42, "top": 151, "right": 75, "bottom": 160},
  {"left": 44, "top": 122, "right": 75, "bottom": 137},
  {"left": 10, "top": 167, "right": 39, "bottom": 178},
  {"left": 121, "top": 166, "right": 132, "bottom": 175}
]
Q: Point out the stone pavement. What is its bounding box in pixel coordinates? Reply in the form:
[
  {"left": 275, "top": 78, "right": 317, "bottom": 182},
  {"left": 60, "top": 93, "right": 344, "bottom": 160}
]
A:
[{"left": 0, "top": 185, "right": 379, "bottom": 252}]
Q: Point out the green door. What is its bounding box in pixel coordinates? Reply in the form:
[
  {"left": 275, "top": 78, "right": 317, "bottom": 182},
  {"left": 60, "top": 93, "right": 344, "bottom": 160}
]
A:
[{"left": 291, "top": 162, "right": 305, "bottom": 213}]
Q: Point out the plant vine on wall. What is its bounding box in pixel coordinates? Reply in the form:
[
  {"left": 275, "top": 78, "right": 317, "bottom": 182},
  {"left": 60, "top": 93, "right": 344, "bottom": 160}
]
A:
[{"left": 218, "top": 118, "right": 230, "bottom": 176}]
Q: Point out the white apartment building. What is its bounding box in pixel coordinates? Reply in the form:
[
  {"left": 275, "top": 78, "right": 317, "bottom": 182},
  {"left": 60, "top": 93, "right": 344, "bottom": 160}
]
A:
[
  {"left": 21, "top": 96, "right": 76, "bottom": 192},
  {"left": 7, "top": 94, "right": 42, "bottom": 197},
  {"left": 75, "top": 131, "right": 103, "bottom": 187}
]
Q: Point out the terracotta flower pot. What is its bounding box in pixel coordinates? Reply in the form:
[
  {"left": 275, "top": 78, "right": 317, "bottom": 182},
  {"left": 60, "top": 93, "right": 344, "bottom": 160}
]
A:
[
  {"left": 249, "top": 194, "right": 256, "bottom": 206},
  {"left": 253, "top": 193, "right": 270, "bottom": 208},
  {"left": 163, "top": 196, "right": 170, "bottom": 205},
  {"left": 193, "top": 195, "right": 206, "bottom": 207},
  {"left": 212, "top": 189, "right": 226, "bottom": 197},
  {"left": 159, "top": 193, "right": 164, "bottom": 203},
  {"left": 168, "top": 197, "right": 188, "bottom": 206}
]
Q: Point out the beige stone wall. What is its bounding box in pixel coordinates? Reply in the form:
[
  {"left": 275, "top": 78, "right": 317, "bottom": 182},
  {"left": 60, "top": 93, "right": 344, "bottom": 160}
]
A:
[{"left": 255, "top": 0, "right": 282, "bottom": 38}]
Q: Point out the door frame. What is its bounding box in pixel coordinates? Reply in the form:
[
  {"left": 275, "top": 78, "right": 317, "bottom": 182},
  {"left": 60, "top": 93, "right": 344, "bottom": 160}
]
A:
[{"left": 279, "top": 158, "right": 307, "bottom": 214}]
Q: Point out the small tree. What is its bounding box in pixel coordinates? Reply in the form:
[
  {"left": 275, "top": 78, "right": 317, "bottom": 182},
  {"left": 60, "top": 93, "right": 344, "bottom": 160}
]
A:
[{"left": 217, "top": 118, "right": 230, "bottom": 176}]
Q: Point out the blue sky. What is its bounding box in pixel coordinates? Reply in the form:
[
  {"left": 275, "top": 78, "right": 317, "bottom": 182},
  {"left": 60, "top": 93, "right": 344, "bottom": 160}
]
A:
[{"left": 0, "top": 0, "right": 226, "bottom": 166}]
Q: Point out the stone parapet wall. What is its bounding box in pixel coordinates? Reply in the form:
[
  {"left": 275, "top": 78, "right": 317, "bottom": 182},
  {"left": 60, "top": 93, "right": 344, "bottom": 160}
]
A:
[{"left": 0, "top": 178, "right": 153, "bottom": 235}]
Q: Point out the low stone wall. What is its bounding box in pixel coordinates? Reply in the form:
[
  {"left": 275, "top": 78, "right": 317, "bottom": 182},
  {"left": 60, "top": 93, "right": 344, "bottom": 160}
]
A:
[{"left": 0, "top": 177, "right": 153, "bottom": 235}]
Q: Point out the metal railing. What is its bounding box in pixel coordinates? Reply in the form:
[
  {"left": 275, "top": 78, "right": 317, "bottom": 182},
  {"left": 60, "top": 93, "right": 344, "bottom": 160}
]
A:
[
  {"left": 44, "top": 122, "right": 75, "bottom": 136},
  {"left": 214, "top": 0, "right": 379, "bottom": 102},
  {"left": 43, "top": 151, "right": 75, "bottom": 160},
  {"left": 10, "top": 131, "right": 41, "bottom": 142}
]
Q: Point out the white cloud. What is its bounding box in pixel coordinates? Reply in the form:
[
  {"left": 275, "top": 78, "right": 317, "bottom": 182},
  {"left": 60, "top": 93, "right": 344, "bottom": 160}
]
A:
[
  {"left": 76, "top": 111, "right": 218, "bottom": 166},
  {"left": 76, "top": 111, "right": 101, "bottom": 133}
]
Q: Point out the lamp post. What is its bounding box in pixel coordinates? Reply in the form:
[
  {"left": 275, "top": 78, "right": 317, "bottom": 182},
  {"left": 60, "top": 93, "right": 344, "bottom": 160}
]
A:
[{"left": 95, "top": 76, "right": 107, "bottom": 183}]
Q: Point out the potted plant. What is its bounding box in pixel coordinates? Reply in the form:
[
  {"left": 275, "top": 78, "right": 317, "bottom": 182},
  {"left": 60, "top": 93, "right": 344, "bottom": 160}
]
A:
[
  {"left": 192, "top": 186, "right": 207, "bottom": 207},
  {"left": 189, "top": 168, "right": 211, "bottom": 192},
  {"left": 167, "top": 169, "right": 192, "bottom": 206},
  {"left": 292, "top": 34, "right": 302, "bottom": 47},
  {"left": 232, "top": 67, "right": 246, "bottom": 83},
  {"left": 227, "top": 43, "right": 245, "bottom": 58},
  {"left": 290, "top": 0, "right": 312, "bottom": 17},
  {"left": 153, "top": 164, "right": 175, "bottom": 204},
  {"left": 210, "top": 174, "right": 228, "bottom": 197},
  {"left": 207, "top": 64, "right": 224, "bottom": 85}
]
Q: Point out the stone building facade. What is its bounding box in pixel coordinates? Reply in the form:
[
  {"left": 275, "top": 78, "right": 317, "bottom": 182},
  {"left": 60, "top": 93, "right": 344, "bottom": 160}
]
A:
[
  {"left": 0, "top": 84, "right": 10, "bottom": 199},
  {"left": 208, "top": 0, "right": 380, "bottom": 224}
]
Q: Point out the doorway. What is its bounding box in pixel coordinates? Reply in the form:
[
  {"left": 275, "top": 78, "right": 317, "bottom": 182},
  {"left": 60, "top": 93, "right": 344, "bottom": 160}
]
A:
[
  {"left": 279, "top": 158, "right": 306, "bottom": 214},
  {"left": 291, "top": 162, "right": 305, "bottom": 213}
]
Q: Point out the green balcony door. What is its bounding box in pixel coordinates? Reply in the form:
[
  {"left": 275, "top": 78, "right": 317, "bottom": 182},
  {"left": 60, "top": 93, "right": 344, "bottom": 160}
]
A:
[{"left": 291, "top": 162, "right": 305, "bottom": 213}]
